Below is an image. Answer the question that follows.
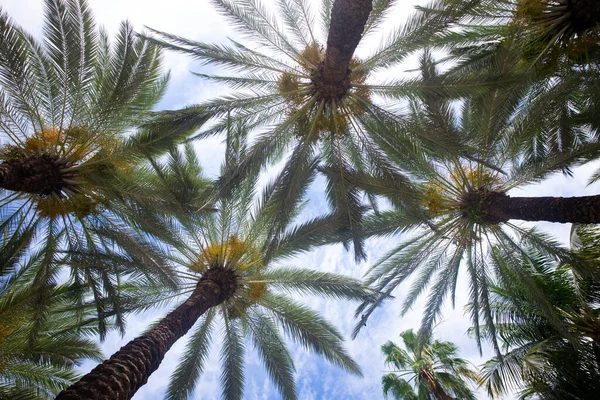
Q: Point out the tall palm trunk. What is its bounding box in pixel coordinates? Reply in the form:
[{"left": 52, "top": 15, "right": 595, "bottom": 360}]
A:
[
  {"left": 593, "top": 343, "right": 600, "bottom": 372},
  {"left": 432, "top": 385, "right": 455, "bottom": 400},
  {"left": 0, "top": 154, "right": 68, "bottom": 195},
  {"left": 323, "top": 0, "right": 372, "bottom": 83},
  {"left": 55, "top": 267, "right": 237, "bottom": 400},
  {"left": 470, "top": 191, "right": 600, "bottom": 224},
  {"left": 420, "top": 370, "right": 454, "bottom": 400}
]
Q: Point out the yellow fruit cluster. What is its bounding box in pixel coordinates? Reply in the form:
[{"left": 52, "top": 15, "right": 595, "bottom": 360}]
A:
[
  {"left": 247, "top": 282, "right": 267, "bottom": 302},
  {"left": 35, "top": 195, "right": 99, "bottom": 219},
  {"left": 192, "top": 235, "right": 263, "bottom": 272},
  {"left": 23, "top": 127, "right": 61, "bottom": 153}
]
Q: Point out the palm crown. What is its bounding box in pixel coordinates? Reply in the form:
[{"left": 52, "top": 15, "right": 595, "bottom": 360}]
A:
[
  {"left": 0, "top": 268, "right": 104, "bottom": 399},
  {"left": 381, "top": 329, "right": 479, "bottom": 400},
  {"left": 0, "top": 0, "right": 168, "bottom": 204},
  {"left": 58, "top": 135, "right": 373, "bottom": 400},
  {"left": 0, "top": 0, "right": 214, "bottom": 335},
  {"left": 140, "top": 0, "right": 471, "bottom": 260},
  {"left": 156, "top": 139, "right": 372, "bottom": 400},
  {"left": 479, "top": 241, "right": 600, "bottom": 399},
  {"left": 352, "top": 54, "right": 587, "bottom": 351},
  {"left": 411, "top": 0, "right": 600, "bottom": 71},
  {"left": 396, "top": 0, "right": 600, "bottom": 172}
]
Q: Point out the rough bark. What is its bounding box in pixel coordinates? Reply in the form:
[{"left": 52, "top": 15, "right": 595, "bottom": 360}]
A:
[
  {"left": 475, "top": 191, "right": 600, "bottom": 224},
  {"left": 433, "top": 387, "right": 455, "bottom": 400},
  {"left": 0, "top": 154, "right": 67, "bottom": 195},
  {"left": 55, "top": 268, "right": 237, "bottom": 400},
  {"left": 323, "top": 0, "right": 372, "bottom": 84},
  {"left": 593, "top": 343, "right": 600, "bottom": 372},
  {"left": 419, "top": 371, "right": 455, "bottom": 400}
]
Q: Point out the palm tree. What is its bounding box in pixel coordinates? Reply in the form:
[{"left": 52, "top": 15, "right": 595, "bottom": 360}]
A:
[
  {"left": 139, "top": 0, "right": 471, "bottom": 260},
  {"left": 56, "top": 137, "right": 371, "bottom": 400},
  {"left": 350, "top": 53, "right": 597, "bottom": 351},
  {"left": 0, "top": 269, "right": 104, "bottom": 399},
  {"left": 381, "top": 329, "right": 479, "bottom": 400},
  {"left": 0, "top": 0, "right": 212, "bottom": 333},
  {"left": 478, "top": 241, "right": 600, "bottom": 399}
]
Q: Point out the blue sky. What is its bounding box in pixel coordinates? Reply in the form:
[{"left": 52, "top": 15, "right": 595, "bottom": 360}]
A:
[{"left": 4, "top": 0, "right": 600, "bottom": 399}]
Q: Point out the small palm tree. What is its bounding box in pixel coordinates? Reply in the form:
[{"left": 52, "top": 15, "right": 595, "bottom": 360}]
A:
[
  {"left": 479, "top": 242, "right": 600, "bottom": 399},
  {"left": 57, "top": 137, "right": 371, "bottom": 400},
  {"left": 0, "top": 269, "right": 104, "bottom": 399},
  {"left": 0, "top": 0, "right": 211, "bottom": 332},
  {"left": 381, "top": 329, "right": 479, "bottom": 400}
]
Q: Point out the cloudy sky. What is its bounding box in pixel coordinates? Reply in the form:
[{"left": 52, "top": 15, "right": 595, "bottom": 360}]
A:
[{"left": 3, "top": 0, "right": 600, "bottom": 399}]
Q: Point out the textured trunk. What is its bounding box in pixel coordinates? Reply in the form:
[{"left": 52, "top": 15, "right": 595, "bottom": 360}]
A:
[
  {"left": 323, "top": 0, "right": 372, "bottom": 84},
  {"left": 55, "top": 268, "right": 237, "bottom": 400},
  {"left": 433, "top": 387, "right": 455, "bottom": 400},
  {"left": 477, "top": 191, "right": 600, "bottom": 224},
  {"left": 594, "top": 343, "right": 600, "bottom": 373},
  {"left": 0, "top": 154, "right": 65, "bottom": 195},
  {"left": 419, "top": 371, "right": 454, "bottom": 400}
]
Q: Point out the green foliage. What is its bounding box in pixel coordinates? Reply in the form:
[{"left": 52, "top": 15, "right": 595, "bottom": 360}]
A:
[
  {"left": 0, "top": 0, "right": 211, "bottom": 336},
  {"left": 140, "top": 0, "right": 475, "bottom": 261},
  {"left": 350, "top": 51, "right": 583, "bottom": 352},
  {"left": 0, "top": 272, "right": 103, "bottom": 399},
  {"left": 381, "top": 329, "right": 479, "bottom": 400},
  {"left": 114, "top": 137, "right": 372, "bottom": 400},
  {"left": 4, "top": 0, "right": 600, "bottom": 398},
  {"left": 479, "top": 244, "right": 600, "bottom": 399}
]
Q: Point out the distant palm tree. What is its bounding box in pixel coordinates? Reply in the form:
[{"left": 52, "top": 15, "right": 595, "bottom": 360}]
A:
[
  {"left": 0, "top": 269, "right": 103, "bottom": 399},
  {"left": 381, "top": 329, "right": 479, "bottom": 400},
  {"left": 57, "top": 136, "right": 371, "bottom": 400},
  {"left": 141, "top": 0, "right": 467, "bottom": 260},
  {"left": 0, "top": 0, "right": 211, "bottom": 334}
]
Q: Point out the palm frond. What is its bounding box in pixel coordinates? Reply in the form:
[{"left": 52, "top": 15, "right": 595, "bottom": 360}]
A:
[
  {"left": 260, "top": 267, "right": 374, "bottom": 301},
  {"left": 244, "top": 309, "right": 297, "bottom": 400},
  {"left": 261, "top": 293, "right": 362, "bottom": 376},
  {"left": 166, "top": 308, "right": 216, "bottom": 400},
  {"left": 220, "top": 315, "right": 245, "bottom": 400}
]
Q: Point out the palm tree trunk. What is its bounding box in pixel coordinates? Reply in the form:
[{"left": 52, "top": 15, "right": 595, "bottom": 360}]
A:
[
  {"left": 55, "top": 268, "right": 237, "bottom": 400},
  {"left": 433, "top": 388, "right": 455, "bottom": 400},
  {"left": 0, "top": 154, "right": 64, "bottom": 195},
  {"left": 323, "top": 0, "right": 372, "bottom": 83},
  {"left": 421, "top": 371, "right": 455, "bottom": 400},
  {"left": 593, "top": 343, "right": 600, "bottom": 373},
  {"left": 477, "top": 191, "right": 600, "bottom": 224}
]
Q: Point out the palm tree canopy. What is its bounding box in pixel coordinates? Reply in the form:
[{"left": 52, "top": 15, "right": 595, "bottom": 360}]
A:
[
  {"left": 478, "top": 239, "right": 600, "bottom": 399},
  {"left": 139, "top": 0, "right": 481, "bottom": 260},
  {"left": 61, "top": 133, "right": 374, "bottom": 400},
  {"left": 0, "top": 268, "right": 104, "bottom": 399},
  {"left": 162, "top": 138, "right": 374, "bottom": 400},
  {"left": 404, "top": 0, "right": 600, "bottom": 171},
  {"left": 381, "top": 329, "right": 479, "bottom": 400},
  {"left": 349, "top": 52, "right": 594, "bottom": 354},
  {"left": 0, "top": 0, "right": 213, "bottom": 336},
  {"left": 394, "top": 0, "right": 599, "bottom": 92}
]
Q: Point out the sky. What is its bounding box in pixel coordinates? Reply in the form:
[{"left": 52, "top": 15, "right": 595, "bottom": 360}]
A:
[{"left": 3, "top": 0, "right": 600, "bottom": 399}]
